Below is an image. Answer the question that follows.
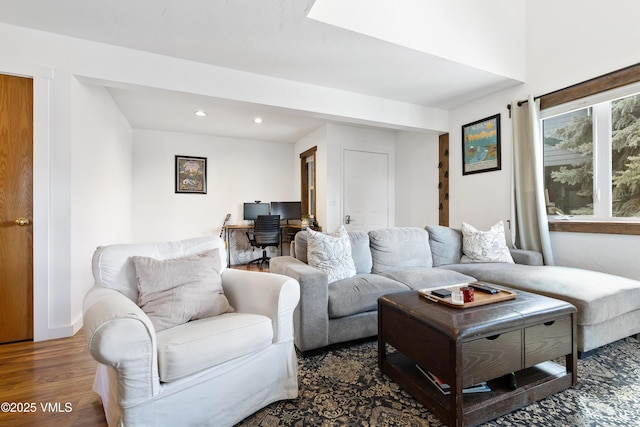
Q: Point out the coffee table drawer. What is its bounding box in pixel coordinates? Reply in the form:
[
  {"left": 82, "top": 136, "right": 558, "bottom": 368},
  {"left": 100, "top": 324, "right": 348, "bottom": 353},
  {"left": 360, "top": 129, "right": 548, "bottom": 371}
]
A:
[
  {"left": 462, "top": 330, "right": 522, "bottom": 386},
  {"left": 525, "top": 317, "right": 572, "bottom": 367}
]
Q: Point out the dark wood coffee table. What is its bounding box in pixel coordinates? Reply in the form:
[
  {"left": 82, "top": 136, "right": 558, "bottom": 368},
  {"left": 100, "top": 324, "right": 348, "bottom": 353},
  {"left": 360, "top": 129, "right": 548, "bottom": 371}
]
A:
[{"left": 378, "top": 288, "right": 577, "bottom": 427}]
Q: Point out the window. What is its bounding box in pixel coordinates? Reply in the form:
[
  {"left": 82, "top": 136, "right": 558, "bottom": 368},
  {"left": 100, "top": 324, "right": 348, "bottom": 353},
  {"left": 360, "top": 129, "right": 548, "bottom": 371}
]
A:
[{"left": 543, "top": 90, "right": 640, "bottom": 220}]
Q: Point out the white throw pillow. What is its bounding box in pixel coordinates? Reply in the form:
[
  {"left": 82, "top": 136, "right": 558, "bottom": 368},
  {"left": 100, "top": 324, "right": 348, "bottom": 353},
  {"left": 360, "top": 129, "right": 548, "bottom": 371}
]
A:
[
  {"left": 307, "top": 225, "right": 357, "bottom": 284},
  {"left": 460, "top": 221, "right": 514, "bottom": 264},
  {"left": 133, "top": 249, "right": 234, "bottom": 332}
]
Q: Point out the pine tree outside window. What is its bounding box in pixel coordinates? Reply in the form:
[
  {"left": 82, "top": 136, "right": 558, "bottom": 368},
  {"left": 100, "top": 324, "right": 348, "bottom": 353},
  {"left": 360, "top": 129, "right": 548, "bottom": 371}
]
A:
[{"left": 543, "top": 89, "right": 640, "bottom": 220}]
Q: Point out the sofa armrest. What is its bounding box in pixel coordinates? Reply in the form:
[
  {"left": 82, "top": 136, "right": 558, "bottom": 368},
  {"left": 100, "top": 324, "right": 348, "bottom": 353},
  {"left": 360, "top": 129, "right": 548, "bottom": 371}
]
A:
[
  {"left": 221, "top": 268, "right": 300, "bottom": 344},
  {"left": 82, "top": 285, "right": 160, "bottom": 408},
  {"left": 510, "top": 248, "right": 544, "bottom": 266},
  {"left": 269, "top": 256, "right": 330, "bottom": 352}
]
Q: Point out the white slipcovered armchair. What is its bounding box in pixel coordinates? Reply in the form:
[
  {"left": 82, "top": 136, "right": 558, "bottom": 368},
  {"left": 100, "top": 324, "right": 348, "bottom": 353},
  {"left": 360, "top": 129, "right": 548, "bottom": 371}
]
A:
[{"left": 83, "top": 236, "right": 300, "bottom": 427}]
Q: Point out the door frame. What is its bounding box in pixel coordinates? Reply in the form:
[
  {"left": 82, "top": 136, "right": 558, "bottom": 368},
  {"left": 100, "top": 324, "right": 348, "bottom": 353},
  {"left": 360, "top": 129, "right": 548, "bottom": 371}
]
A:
[
  {"left": 300, "top": 146, "right": 317, "bottom": 225},
  {"left": 1, "top": 64, "right": 54, "bottom": 341}
]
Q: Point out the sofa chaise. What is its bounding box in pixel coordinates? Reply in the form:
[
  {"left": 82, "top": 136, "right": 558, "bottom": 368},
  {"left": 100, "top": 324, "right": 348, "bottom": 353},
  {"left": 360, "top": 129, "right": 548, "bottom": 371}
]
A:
[{"left": 270, "top": 225, "right": 640, "bottom": 356}]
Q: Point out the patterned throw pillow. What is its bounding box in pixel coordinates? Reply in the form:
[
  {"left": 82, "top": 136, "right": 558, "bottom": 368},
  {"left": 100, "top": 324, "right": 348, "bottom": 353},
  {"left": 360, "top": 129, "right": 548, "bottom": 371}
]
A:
[
  {"left": 133, "top": 249, "right": 234, "bottom": 331},
  {"left": 460, "top": 221, "right": 514, "bottom": 264},
  {"left": 307, "top": 225, "right": 357, "bottom": 284}
]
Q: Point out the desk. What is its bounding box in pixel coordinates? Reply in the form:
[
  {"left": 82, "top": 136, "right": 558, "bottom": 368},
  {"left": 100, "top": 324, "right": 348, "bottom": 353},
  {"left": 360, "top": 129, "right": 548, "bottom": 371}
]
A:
[{"left": 224, "top": 224, "right": 319, "bottom": 266}]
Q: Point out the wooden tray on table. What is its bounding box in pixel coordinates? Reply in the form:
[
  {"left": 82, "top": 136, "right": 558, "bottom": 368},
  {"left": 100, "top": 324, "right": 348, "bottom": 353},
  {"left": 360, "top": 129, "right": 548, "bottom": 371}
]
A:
[{"left": 418, "top": 282, "right": 516, "bottom": 308}]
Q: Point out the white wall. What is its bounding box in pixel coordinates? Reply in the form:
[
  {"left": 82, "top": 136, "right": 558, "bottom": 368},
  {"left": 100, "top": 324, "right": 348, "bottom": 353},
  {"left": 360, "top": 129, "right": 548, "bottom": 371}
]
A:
[
  {"left": 395, "top": 131, "right": 440, "bottom": 227},
  {"left": 132, "top": 129, "right": 296, "bottom": 263},
  {"left": 325, "top": 124, "right": 396, "bottom": 231},
  {"left": 293, "top": 123, "right": 397, "bottom": 232},
  {"left": 6, "top": 0, "right": 640, "bottom": 340},
  {"left": 0, "top": 21, "right": 439, "bottom": 340},
  {"left": 0, "top": 63, "right": 133, "bottom": 340},
  {"left": 70, "top": 81, "right": 133, "bottom": 330},
  {"left": 448, "top": 0, "right": 640, "bottom": 279},
  {"left": 448, "top": 97, "right": 513, "bottom": 232}
]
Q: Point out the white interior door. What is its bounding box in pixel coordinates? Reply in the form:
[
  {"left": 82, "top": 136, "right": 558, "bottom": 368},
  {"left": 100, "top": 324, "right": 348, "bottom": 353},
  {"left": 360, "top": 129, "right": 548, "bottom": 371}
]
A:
[{"left": 343, "top": 149, "right": 389, "bottom": 231}]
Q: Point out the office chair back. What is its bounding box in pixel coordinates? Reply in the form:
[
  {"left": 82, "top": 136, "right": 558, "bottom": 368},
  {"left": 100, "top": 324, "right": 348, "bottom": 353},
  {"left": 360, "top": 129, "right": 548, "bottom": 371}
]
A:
[
  {"left": 246, "top": 215, "right": 281, "bottom": 269},
  {"left": 253, "top": 215, "right": 281, "bottom": 246}
]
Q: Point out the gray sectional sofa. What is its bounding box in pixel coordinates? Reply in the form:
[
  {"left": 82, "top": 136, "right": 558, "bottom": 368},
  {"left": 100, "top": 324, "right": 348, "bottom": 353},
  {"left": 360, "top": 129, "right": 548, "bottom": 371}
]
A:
[{"left": 270, "top": 226, "right": 640, "bottom": 356}]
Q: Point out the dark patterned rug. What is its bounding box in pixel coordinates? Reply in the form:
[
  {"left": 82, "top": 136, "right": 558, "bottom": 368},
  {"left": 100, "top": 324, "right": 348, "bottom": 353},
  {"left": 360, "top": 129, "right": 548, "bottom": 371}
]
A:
[{"left": 238, "top": 336, "right": 640, "bottom": 426}]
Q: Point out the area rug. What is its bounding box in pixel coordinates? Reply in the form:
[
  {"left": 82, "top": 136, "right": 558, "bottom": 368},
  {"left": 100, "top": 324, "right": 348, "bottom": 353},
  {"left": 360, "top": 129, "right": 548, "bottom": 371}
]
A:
[{"left": 237, "top": 336, "right": 640, "bottom": 426}]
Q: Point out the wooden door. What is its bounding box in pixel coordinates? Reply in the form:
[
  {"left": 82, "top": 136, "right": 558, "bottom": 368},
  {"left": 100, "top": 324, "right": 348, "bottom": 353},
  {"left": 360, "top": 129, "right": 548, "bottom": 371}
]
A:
[{"left": 0, "top": 74, "right": 34, "bottom": 343}]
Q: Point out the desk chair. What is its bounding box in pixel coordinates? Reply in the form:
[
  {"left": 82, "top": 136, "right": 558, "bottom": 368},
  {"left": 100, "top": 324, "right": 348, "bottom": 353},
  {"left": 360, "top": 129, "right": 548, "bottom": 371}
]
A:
[{"left": 246, "top": 215, "right": 281, "bottom": 269}]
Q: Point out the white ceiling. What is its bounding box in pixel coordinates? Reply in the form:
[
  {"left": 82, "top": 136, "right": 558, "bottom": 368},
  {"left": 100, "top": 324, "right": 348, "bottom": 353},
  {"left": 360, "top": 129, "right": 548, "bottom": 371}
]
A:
[{"left": 0, "top": 0, "right": 522, "bottom": 142}]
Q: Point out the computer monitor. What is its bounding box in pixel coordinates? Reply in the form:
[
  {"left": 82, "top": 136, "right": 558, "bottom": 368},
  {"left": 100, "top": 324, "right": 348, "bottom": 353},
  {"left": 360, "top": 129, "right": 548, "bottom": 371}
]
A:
[
  {"left": 243, "top": 202, "right": 270, "bottom": 221},
  {"left": 270, "top": 201, "right": 302, "bottom": 222}
]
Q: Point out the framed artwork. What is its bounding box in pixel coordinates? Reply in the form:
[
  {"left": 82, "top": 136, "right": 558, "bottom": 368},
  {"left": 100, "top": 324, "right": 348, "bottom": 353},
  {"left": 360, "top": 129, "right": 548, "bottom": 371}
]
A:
[
  {"left": 462, "top": 114, "right": 501, "bottom": 175},
  {"left": 175, "top": 155, "right": 207, "bottom": 194}
]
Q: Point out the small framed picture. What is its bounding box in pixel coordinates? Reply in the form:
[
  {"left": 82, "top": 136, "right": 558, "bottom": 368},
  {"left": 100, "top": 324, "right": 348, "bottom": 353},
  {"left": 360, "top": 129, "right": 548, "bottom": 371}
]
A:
[
  {"left": 175, "top": 155, "right": 207, "bottom": 194},
  {"left": 462, "top": 114, "right": 501, "bottom": 175}
]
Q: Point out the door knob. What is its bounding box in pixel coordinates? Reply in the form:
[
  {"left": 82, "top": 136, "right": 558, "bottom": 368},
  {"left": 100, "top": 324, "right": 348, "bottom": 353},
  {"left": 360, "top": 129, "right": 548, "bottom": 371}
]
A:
[
  {"left": 15, "top": 217, "right": 31, "bottom": 226},
  {"left": 345, "top": 215, "right": 353, "bottom": 224}
]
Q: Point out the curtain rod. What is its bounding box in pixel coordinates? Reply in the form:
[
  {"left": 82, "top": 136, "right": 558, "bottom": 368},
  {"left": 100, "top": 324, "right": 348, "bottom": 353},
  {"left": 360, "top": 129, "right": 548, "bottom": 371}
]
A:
[
  {"left": 506, "top": 96, "right": 537, "bottom": 114},
  {"left": 506, "top": 62, "right": 640, "bottom": 117},
  {"left": 506, "top": 98, "right": 534, "bottom": 117}
]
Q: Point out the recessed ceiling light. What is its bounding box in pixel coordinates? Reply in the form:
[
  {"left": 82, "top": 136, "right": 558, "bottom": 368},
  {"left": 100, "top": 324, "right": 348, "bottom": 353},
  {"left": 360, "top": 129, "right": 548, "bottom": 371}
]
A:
[
  {"left": 194, "top": 110, "right": 207, "bottom": 117},
  {"left": 254, "top": 117, "right": 263, "bottom": 124}
]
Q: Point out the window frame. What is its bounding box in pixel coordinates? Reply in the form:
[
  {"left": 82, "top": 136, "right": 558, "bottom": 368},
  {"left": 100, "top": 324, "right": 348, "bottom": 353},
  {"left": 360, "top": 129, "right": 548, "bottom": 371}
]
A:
[{"left": 538, "top": 63, "right": 640, "bottom": 235}]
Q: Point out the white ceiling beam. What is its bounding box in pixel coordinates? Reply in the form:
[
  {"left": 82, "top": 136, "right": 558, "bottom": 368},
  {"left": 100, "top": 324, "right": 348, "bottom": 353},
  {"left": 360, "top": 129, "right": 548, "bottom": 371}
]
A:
[{"left": 309, "top": 0, "right": 526, "bottom": 82}]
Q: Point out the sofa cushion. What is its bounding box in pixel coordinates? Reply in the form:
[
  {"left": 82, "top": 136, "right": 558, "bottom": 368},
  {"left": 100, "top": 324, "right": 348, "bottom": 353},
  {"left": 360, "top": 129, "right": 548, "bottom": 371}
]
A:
[
  {"left": 133, "top": 249, "right": 233, "bottom": 332},
  {"left": 460, "top": 221, "right": 514, "bottom": 264},
  {"left": 509, "top": 248, "right": 544, "bottom": 266},
  {"left": 156, "top": 313, "right": 273, "bottom": 382},
  {"left": 426, "top": 225, "right": 463, "bottom": 266},
  {"left": 328, "top": 274, "right": 409, "bottom": 318},
  {"left": 379, "top": 267, "right": 476, "bottom": 291},
  {"left": 369, "top": 227, "right": 433, "bottom": 273},
  {"left": 440, "top": 263, "right": 640, "bottom": 326},
  {"left": 307, "top": 226, "right": 357, "bottom": 284},
  {"left": 349, "top": 231, "right": 373, "bottom": 274}
]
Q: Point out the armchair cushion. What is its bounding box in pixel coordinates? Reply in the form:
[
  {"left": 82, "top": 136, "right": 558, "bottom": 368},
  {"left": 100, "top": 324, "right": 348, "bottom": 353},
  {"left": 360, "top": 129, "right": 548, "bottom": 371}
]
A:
[
  {"left": 133, "top": 249, "right": 233, "bottom": 332},
  {"left": 92, "top": 236, "right": 226, "bottom": 302},
  {"left": 156, "top": 312, "right": 273, "bottom": 382}
]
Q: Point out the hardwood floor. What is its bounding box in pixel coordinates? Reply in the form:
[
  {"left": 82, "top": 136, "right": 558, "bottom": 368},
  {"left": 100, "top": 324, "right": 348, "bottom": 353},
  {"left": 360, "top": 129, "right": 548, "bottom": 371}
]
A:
[
  {"left": 0, "top": 264, "right": 269, "bottom": 427},
  {"left": 0, "top": 329, "right": 107, "bottom": 427}
]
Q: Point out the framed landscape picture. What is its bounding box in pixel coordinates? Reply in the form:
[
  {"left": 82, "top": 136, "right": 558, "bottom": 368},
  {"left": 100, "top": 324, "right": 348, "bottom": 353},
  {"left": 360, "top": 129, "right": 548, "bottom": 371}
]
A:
[
  {"left": 175, "top": 155, "right": 207, "bottom": 194},
  {"left": 462, "top": 114, "right": 501, "bottom": 175}
]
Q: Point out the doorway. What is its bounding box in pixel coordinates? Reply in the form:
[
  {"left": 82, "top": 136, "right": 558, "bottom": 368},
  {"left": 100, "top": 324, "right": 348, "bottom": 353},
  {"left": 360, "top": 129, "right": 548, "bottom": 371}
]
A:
[
  {"left": 300, "top": 146, "right": 317, "bottom": 225},
  {"left": 343, "top": 149, "right": 389, "bottom": 232},
  {"left": 0, "top": 74, "right": 34, "bottom": 343}
]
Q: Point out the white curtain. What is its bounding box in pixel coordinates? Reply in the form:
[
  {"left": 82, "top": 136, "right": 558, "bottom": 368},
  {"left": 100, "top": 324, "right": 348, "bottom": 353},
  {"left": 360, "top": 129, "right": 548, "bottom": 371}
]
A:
[{"left": 510, "top": 95, "right": 555, "bottom": 265}]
